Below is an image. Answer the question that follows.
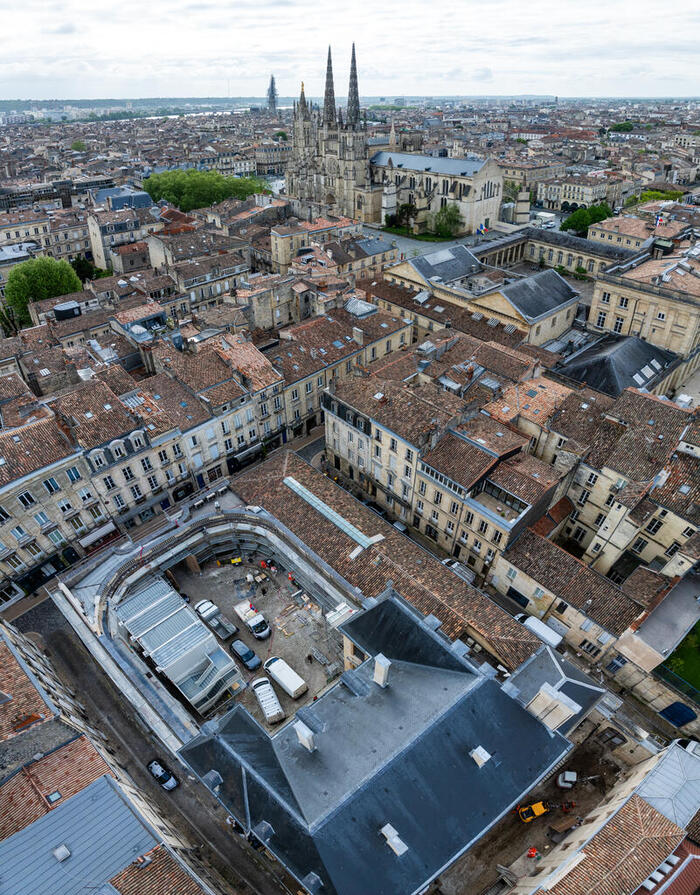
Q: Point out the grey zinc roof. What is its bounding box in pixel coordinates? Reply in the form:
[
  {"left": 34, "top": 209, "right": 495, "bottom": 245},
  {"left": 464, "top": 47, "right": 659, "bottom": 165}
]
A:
[
  {"left": 556, "top": 335, "right": 678, "bottom": 397},
  {"left": 506, "top": 645, "right": 605, "bottom": 735},
  {"left": 500, "top": 269, "right": 578, "bottom": 323},
  {"left": 409, "top": 243, "right": 481, "bottom": 284},
  {"left": 180, "top": 594, "right": 571, "bottom": 895},
  {"left": 371, "top": 151, "right": 485, "bottom": 177},
  {"left": 0, "top": 776, "right": 159, "bottom": 895},
  {"left": 636, "top": 742, "right": 700, "bottom": 829}
]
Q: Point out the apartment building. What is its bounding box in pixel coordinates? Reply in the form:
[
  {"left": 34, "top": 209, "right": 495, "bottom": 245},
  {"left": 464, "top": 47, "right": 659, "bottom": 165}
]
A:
[
  {"left": 270, "top": 216, "right": 359, "bottom": 273},
  {"left": 588, "top": 243, "right": 700, "bottom": 381},
  {"left": 537, "top": 175, "right": 608, "bottom": 210},
  {"left": 587, "top": 215, "right": 691, "bottom": 251},
  {"left": 88, "top": 207, "right": 162, "bottom": 270},
  {"left": 254, "top": 141, "right": 292, "bottom": 175},
  {"left": 0, "top": 208, "right": 50, "bottom": 245},
  {"left": 171, "top": 250, "right": 249, "bottom": 309}
]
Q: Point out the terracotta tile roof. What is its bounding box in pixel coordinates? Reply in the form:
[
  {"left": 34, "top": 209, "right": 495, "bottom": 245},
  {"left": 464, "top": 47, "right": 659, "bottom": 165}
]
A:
[
  {"left": 139, "top": 373, "right": 211, "bottom": 430},
  {"left": 53, "top": 381, "right": 138, "bottom": 449},
  {"left": 483, "top": 377, "right": 573, "bottom": 426},
  {"left": 0, "top": 640, "right": 51, "bottom": 744},
  {"left": 454, "top": 415, "right": 529, "bottom": 457},
  {"left": 531, "top": 496, "right": 574, "bottom": 537},
  {"left": 505, "top": 528, "right": 643, "bottom": 636},
  {"left": 488, "top": 452, "right": 561, "bottom": 505},
  {"left": 549, "top": 795, "right": 685, "bottom": 895},
  {"left": 95, "top": 365, "right": 138, "bottom": 397},
  {"left": 333, "top": 377, "right": 466, "bottom": 445},
  {"left": 0, "top": 418, "right": 76, "bottom": 487},
  {"left": 621, "top": 567, "right": 673, "bottom": 609},
  {"left": 0, "top": 735, "right": 112, "bottom": 838},
  {"left": 233, "top": 452, "right": 539, "bottom": 670},
  {"left": 549, "top": 388, "right": 616, "bottom": 453},
  {"left": 109, "top": 843, "right": 206, "bottom": 895},
  {"left": 421, "top": 433, "right": 497, "bottom": 489},
  {"left": 649, "top": 455, "right": 700, "bottom": 525}
]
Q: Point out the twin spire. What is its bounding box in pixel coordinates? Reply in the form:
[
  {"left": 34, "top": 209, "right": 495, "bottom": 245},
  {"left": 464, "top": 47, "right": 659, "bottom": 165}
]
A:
[{"left": 299, "top": 44, "right": 361, "bottom": 130}]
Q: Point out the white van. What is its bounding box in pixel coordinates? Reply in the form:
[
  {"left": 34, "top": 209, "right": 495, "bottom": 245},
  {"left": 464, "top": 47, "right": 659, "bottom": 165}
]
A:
[
  {"left": 515, "top": 613, "right": 563, "bottom": 649},
  {"left": 263, "top": 656, "right": 308, "bottom": 699},
  {"left": 251, "top": 677, "right": 286, "bottom": 724}
]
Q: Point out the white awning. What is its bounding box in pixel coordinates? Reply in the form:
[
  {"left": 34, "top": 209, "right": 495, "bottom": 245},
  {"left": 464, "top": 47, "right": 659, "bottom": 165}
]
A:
[{"left": 78, "top": 521, "right": 117, "bottom": 548}]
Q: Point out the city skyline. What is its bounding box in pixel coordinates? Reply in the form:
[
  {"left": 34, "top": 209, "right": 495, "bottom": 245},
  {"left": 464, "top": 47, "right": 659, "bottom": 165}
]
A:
[{"left": 3, "top": 0, "right": 699, "bottom": 100}]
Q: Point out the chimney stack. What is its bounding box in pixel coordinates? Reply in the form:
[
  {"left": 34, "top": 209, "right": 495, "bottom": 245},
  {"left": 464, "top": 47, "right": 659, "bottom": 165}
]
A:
[
  {"left": 373, "top": 653, "right": 391, "bottom": 688},
  {"left": 294, "top": 720, "right": 316, "bottom": 752},
  {"left": 380, "top": 823, "right": 408, "bottom": 856},
  {"left": 470, "top": 745, "right": 491, "bottom": 767}
]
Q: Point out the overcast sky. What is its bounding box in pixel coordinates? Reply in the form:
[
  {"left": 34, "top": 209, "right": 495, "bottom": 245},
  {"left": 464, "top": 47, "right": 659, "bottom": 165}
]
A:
[{"left": 3, "top": 0, "right": 699, "bottom": 100}]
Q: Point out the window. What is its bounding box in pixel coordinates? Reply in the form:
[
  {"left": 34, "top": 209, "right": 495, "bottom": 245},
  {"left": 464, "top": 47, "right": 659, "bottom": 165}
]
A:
[
  {"left": 555, "top": 600, "right": 568, "bottom": 614},
  {"left": 5, "top": 553, "right": 24, "bottom": 570},
  {"left": 389, "top": 438, "right": 397, "bottom": 452},
  {"left": 112, "top": 444, "right": 124, "bottom": 459},
  {"left": 473, "top": 539, "right": 482, "bottom": 554},
  {"left": 132, "top": 435, "right": 144, "bottom": 449},
  {"left": 147, "top": 475, "right": 159, "bottom": 491},
  {"left": 11, "top": 525, "right": 27, "bottom": 541},
  {"left": 416, "top": 499, "right": 424, "bottom": 514},
  {"left": 587, "top": 472, "right": 598, "bottom": 486},
  {"left": 173, "top": 443, "right": 183, "bottom": 458},
  {"left": 103, "top": 475, "right": 116, "bottom": 491},
  {"left": 17, "top": 491, "right": 36, "bottom": 509},
  {"left": 77, "top": 487, "right": 93, "bottom": 503},
  {"left": 140, "top": 457, "right": 153, "bottom": 473},
  {"left": 665, "top": 541, "right": 680, "bottom": 557},
  {"left": 577, "top": 489, "right": 591, "bottom": 506},
  {"left": 190, "top": 435, "right": 199, "bottom": 447},
  {"left": 450, "top": 500, "right": 459, "bottom": 515},
  {"left": 594, "top": 513, "right": 606, "bottom": 526},
  {"left": 34, "top": 511, "right": 51, "bottom": 527},
  {"left": 58, "top": 499, "right": 73, "bottom": 514},
  {"left": 433, "top": 490, "right": 443, "bottom": 506},
  {"left": 68, "top": 515, "right": 85, "bottom": 533},
  {"left": 645, "top": 518, "right": 663, "bottom": 535},
  {"left": 506, "top": 567, "right": 517, "bottom": 581},
  {"left": 606, "top": 654, "right": 628, "bottom": 674},
  {"left": 478, "top": 520, "right": 488, "bottom": 535},
  {"left": 418, "top": 480, "right": 426, "bottom": 496},
  {"left": 591, "top": 542, "right": 602, "bottom": 553},
  {"left": 618, "top": 296, "right": 628, "bottom": 309},
  {"left": 123, "top": 466, "right": 135, "bottom": 482},
  {"left": 683, "top": 526, "right": 695, "bottom": 539},
  {"left": 158, "top": 449, "right": 169, "bottom": 464},
  {"left": 613, "top": 317, "right": 624, "bottom": 334},
  {"left": 533, "top": 587, "right": 545, "bottom": 599},
  {"left": 492, "top": 530, "right": 503, "bottom": 546},
  {"left": 130, "top": 484, "right": 143, "bottom": 500},
  {"left": 113, "top": 494, "right": 126, "bottom": 510},
  {"left": 605, "top": 493, "right": 615, "bottom": 507},
  {"left": 66, "top": 466, "right": 81, "bottom": 483},
  {"left": 631, "top": 537, "right": 648, "bottom": 554},
  {"left": 573, "top": 526, "right": 586, "bottom": 543},
  {"left": 596, "top": 311, "right": 607, "bottom": 328},
  {"left": 0, "top": 505, "right": 9, "bottom": 523},
  {"left": 656, "top": 311, "right": 666, "bottom": 322},
  {"left": 581, "top": 639, "right": 601, "bottom": 657},
  {"left": 47, "top": 530, "right": 66, "bottom": 547},
  {"left": 88, "top": 505, "right": 103, "bottom": 521},
  {"left": 405, "top": 448, "right": 413, "bottom": 462},
  {"left": 465, "top": 511, "right": 474, "bottom": 526}
]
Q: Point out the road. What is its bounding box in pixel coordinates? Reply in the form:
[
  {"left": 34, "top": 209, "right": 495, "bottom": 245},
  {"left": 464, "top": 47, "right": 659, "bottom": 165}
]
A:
[{"left": 15, "top": 601, "right": 296, "bottom": 895}]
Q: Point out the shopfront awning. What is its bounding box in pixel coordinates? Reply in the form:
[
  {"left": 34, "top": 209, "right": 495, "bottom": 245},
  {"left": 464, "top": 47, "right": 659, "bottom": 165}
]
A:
[{"left": 78, "top": 521, "right": 117, "bottom": 548}]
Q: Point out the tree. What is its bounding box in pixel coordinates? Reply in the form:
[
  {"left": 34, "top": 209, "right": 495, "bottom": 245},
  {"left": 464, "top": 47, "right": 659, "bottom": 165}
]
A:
[
  {"left": 610, "top": 121, "right": 634, "bottom": 132},
  {"left": 142, "top": 169, "right": 268, "bottom": 212},
  {"left": 70, "top": 140, "right": 86, "bottom": 151},
  {"left": 433, "top": 203, "right": 464, "bottom": 237},
  {"left": 395, "top": 202, "right": 417, "bottom": 228},
  {"left": 274, "top": 130, "right": 288, "bottom": 141},
  {"left": 70, "top": 257, "right": 110, "bottom": 282},
  {"left": 5, "top": 257, "right": 81, "bottom": 327},
  {"left": 560, "top": 203, "right": 612, "bottom": 236}
]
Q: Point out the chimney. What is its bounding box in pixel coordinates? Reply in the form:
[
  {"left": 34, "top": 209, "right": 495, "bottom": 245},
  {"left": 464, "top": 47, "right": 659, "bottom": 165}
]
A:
[
  {"left": 294, "top": 720, "right": 316, "bottom": 752},
  {"left": 352, "top": 325, "right": 364, "bottom": 346},
  {"left": 380, "top": 823, "right": 409, "bottom": 856},
  {"left": 373, "top": 653, "right": 391, "bottom": 688},
  {"left": 470, "top": 745, "right": 491, "bottom": 767}
]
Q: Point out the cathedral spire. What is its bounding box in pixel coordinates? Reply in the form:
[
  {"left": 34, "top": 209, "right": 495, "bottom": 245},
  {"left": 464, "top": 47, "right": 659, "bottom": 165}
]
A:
[
  {"left": 298, "top": 81, "right": 309, "bottom": 119},
  {"left": 346, "top": 43, "right": 360, "bottom": 130},
  {"left": 323, "top": 46, "right": 336, "bottom": 127}
]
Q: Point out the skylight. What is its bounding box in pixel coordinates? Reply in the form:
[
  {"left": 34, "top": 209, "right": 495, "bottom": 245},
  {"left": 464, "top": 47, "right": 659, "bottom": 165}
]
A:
[{"left": 284, "top": 476, "right": 380, "bottom": 549}]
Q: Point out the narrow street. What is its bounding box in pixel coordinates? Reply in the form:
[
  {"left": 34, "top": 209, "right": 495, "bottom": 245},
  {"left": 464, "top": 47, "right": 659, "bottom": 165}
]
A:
[{"left": 14, "top": 601, "right": 297, "bottom": 895}]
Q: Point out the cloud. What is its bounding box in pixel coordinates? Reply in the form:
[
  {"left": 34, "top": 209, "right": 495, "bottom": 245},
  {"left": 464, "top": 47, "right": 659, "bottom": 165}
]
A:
[
  {"left": 473, "top": 67, "right": 493, "bottom": 82},
  {"left": 42, "top": 22, "right": 77, "bottom": 34}
]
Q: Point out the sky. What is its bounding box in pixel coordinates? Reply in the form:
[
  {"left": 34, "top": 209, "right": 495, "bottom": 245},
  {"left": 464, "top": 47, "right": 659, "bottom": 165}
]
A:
[{"left": 3, "top": 0, "right": 700, "bottom": 100}]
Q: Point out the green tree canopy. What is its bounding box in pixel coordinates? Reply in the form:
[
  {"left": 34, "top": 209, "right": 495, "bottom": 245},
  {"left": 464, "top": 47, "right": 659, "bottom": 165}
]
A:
[
  {"left": 610, "top": 121, "right": 634, "bottom": 132},
  {"left": 560, "top": 203, "right": 612, "bottom": 236},
  {"left": 5, "top": 257, "right": 81, "bottom": 328},
  {"left": 142, "top": 169, "right": 268, "bottom": 212},
  {"left": 433, "top": 203, "right": 464, "bottom": 237},
  {"left": 274, "top": 130, "right": 288, "bottom": 141},
  {"left": 70, "top": 139, "right": 86, "bottom": 151}
]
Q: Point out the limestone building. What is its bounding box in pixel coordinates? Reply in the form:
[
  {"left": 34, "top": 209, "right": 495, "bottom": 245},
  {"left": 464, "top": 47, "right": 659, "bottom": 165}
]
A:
[{"left": 286, "top": 46, "right": 503, "bottom": 235}]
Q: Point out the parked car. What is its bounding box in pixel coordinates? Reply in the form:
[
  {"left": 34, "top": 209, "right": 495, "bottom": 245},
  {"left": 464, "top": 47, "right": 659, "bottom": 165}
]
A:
[
  {"left": 251, "top": 677, "right": 286, "bottom": 724},
  {"left": 194, "top": 599, "right": 239, "bottom": 640},
  {"left": 557, "top": 770, "right": 578, "bottom": 789},
  {"left": 263, "top": 656, "right": 308, "bottom": 699},
  {"left": 230, "top": 639, "right": 262, "bottom": 670},
  {"left": 441, "top": 558, "right": 476, "bottom": 585},
  {"left": 147, "top": 759, "right": 179, "bottom": 791}
]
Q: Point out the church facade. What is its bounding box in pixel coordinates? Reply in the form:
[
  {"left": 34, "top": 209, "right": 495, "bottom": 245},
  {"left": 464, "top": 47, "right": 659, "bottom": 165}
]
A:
[{"left": 286, "top": 46, "right": 504, "bottom": 235}]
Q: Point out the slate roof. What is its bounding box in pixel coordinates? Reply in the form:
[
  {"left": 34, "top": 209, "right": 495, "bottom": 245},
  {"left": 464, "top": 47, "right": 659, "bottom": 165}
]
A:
[
  {"left": 556, "top": 335, "right": 679, "bottom": 397},
  {"left": 180, "top": 595, "right": 570, "bottom": 895},
  {"left": 408, "top": 244, "right": 481, "bottom": 285},
  {"left": 0, "top": 775, "right": 160, "bottom": 895},
  {"left": 500, "top": 269, "right": 578, "bottom": 323},
  {"left": 507, "top": 644, "right": 605, "bottom": 735},
  {"left": 370, "top": 150, "right": 486, "bottom": 177}
]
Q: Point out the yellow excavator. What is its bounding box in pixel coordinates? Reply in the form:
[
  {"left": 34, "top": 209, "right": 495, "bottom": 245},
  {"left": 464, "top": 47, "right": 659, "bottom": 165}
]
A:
[{"left": 517, "top": 801, "right": 551, "bottom": 823}]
